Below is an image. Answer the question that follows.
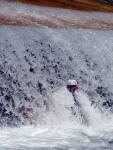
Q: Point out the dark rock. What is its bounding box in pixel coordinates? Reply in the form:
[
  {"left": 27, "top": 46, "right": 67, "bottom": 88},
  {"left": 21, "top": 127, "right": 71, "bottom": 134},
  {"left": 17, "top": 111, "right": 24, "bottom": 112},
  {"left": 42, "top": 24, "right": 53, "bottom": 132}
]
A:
[
  {"left": 95, "top": 86, "right": 107, "bottom": 98},
  {"left": 37, "top": 82, "right": 46, "bottom": 95},
  {"left": 69, "top": 56, "right": 73, "bottom": 61},
  {"left": 29, "top": 67, "right": 35, "bottom": 73}
]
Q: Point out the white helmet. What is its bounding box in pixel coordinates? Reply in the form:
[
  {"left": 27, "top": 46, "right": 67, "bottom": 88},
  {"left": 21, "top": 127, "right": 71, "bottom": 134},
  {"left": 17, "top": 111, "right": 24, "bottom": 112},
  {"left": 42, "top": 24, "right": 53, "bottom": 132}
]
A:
[{"left": 66, "top": 79, "right": 77, "bottom": 86}]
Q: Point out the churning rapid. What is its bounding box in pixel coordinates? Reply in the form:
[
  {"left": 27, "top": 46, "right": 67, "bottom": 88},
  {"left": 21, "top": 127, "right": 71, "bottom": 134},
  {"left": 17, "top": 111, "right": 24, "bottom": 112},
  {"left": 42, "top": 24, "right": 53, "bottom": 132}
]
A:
[
  {"left": 0, "top": 0, "right": 113, "bottom": 150},
  {"left": 0, "top": 25, "right": 113, "bottom": 149},
  {"left": 0, "top": 25, "right": 113, "bottom": 126}
]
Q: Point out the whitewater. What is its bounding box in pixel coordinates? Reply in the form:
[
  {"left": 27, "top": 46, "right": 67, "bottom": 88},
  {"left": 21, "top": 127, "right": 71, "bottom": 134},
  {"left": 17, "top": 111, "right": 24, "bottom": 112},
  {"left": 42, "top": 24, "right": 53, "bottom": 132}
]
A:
[{"left": 0, "top": 0, "right": 113, "bottom": 150}]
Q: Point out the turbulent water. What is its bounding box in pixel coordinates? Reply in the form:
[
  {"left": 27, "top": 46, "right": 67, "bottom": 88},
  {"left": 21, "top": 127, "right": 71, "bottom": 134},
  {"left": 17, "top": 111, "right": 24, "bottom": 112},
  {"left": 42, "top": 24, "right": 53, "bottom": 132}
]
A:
[
  {"left": 0, "top": 25, "right": 113, "bottom": 149},
  {"left": 0, "top": 0, "right": 113, "bottom": 150}
]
